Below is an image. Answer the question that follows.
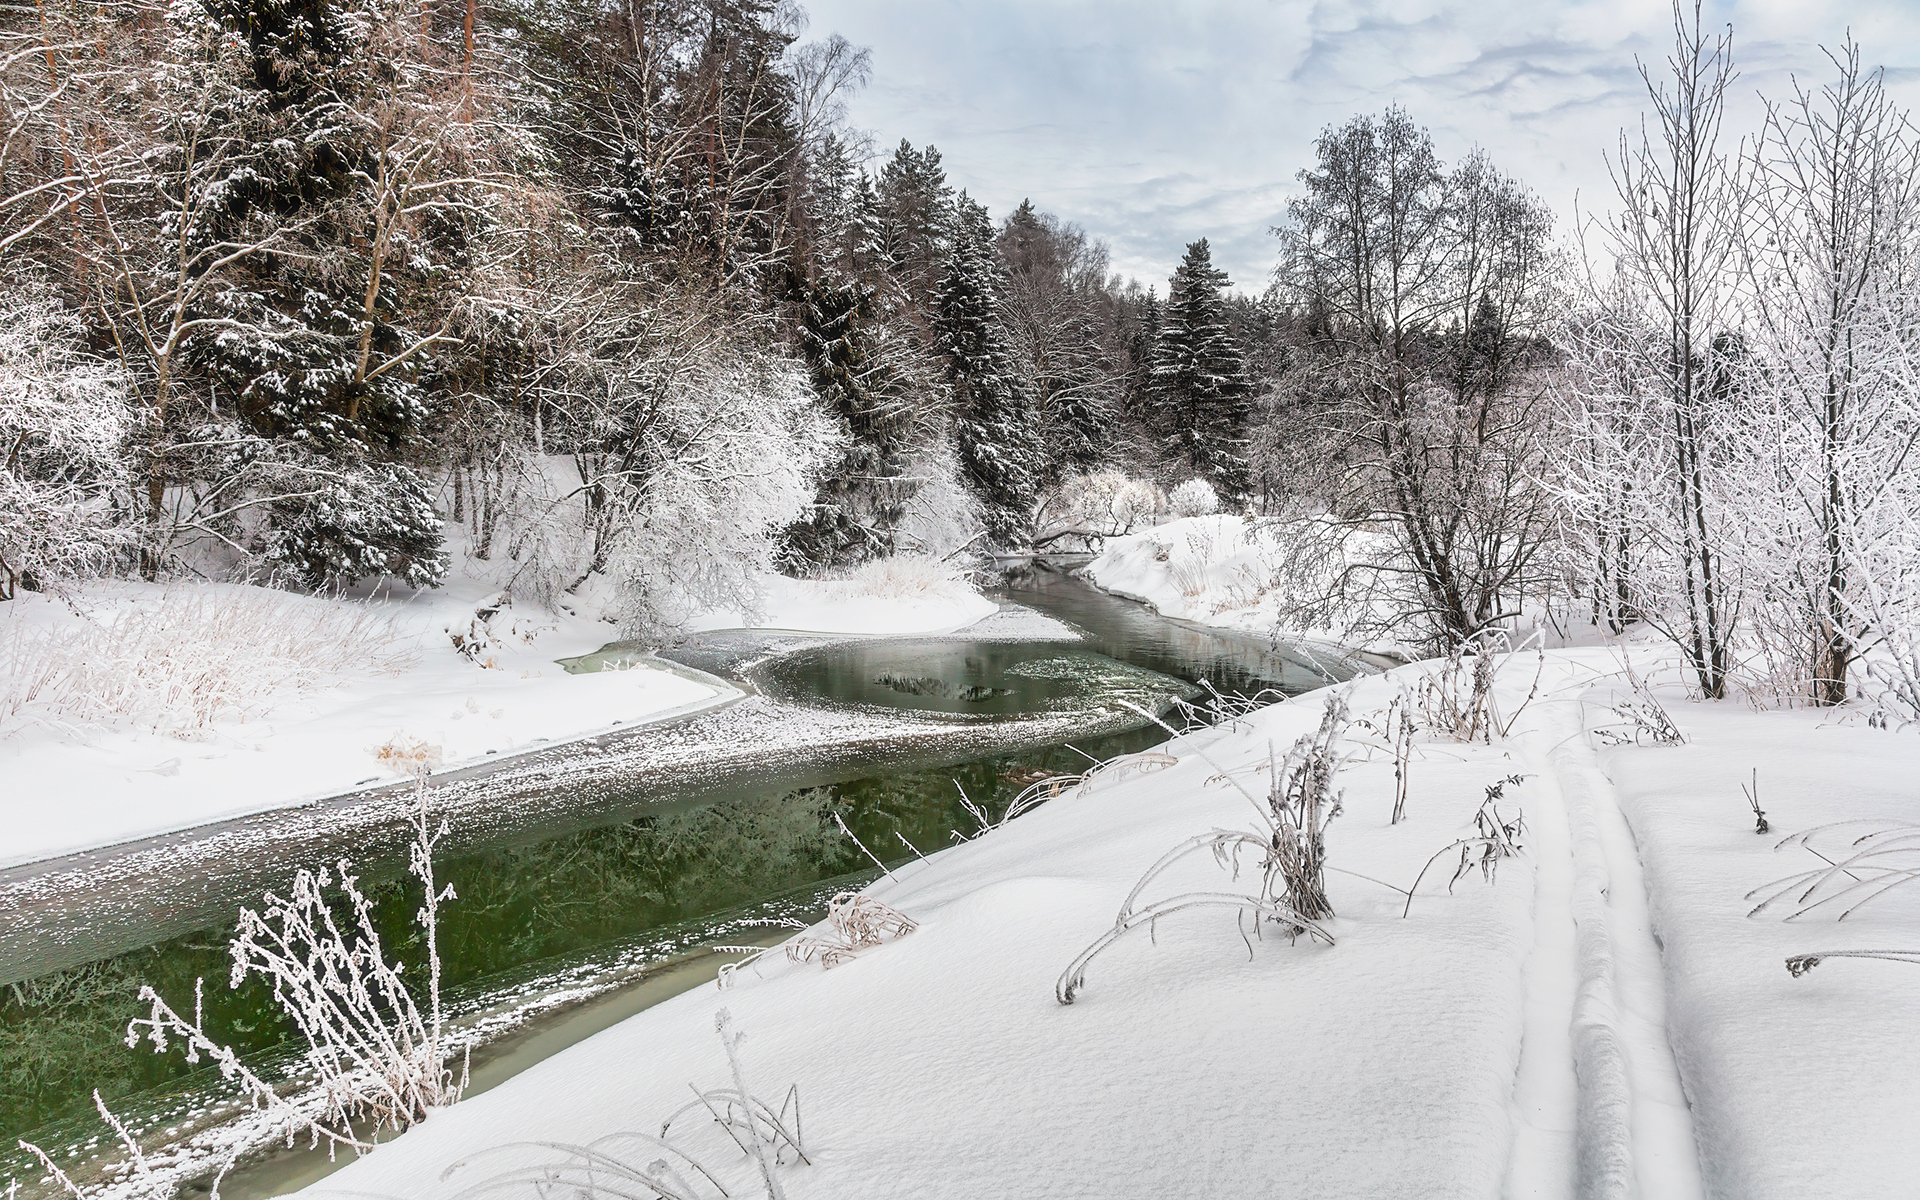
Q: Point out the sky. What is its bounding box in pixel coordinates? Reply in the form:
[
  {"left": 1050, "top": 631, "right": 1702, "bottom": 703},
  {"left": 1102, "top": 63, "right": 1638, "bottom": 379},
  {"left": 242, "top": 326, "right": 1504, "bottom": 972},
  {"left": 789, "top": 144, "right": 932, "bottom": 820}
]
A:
[{"left": 799, "top": 0, "right": 1920, "bottom": 292}]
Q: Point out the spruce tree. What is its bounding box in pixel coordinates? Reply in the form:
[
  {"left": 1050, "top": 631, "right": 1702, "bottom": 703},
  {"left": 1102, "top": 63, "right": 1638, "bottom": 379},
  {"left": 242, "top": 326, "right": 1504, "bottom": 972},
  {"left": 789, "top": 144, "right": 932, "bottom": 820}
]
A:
[
  {"left": 936, "top": 197, "right": 1040, "bottom": 548},
  {"left": 1151, "top": 239, "right": 1253, "bottom": 505}
]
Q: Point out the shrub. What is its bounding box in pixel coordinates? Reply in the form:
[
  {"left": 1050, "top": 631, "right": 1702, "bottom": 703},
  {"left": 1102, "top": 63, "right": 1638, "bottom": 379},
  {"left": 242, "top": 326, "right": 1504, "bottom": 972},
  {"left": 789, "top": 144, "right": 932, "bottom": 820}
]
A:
[{"left": 1169, "top": 477, "right": 1220, "bottom": 518}]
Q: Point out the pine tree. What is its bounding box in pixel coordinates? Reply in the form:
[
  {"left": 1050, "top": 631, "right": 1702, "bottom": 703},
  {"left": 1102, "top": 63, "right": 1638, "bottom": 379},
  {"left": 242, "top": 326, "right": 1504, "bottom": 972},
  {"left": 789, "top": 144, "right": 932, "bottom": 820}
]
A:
[
  {"left": 1152, "top": 239, "right": 1253, "bottom": 505},
  {"left": 936, "top": 197, "right": 1040, "bottom": 547},
  {"left": 879, "top": 140, "right": 954, "bottom": 306},
  {"left": 784, "top": 278, "right": 926, "bottom": 568}
]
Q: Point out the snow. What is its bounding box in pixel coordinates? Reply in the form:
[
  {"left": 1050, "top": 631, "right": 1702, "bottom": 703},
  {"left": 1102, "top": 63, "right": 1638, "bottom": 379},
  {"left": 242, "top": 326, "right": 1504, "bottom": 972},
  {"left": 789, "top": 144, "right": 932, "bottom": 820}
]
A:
[
  {"left": 0, "top": 550, "right": 1006, "bottom": 871},
  {"left": 1080, "top": 514, "right": 1408, "bottom": 658},
  {"left": 0, "top": 579, "right": 734, "bottom": 870},
  {"left": 685, "top": 564, "right": 998, "bottom": 637},
  {"left": 294, "top": 665, "right": 1545, "bottom": 1200},
  {"left": 1599, "top": 692, "right": 1920, "bottom": 1198},
  {"left": 284, "top": 646, "right": 1920, "bottom": 1200}
]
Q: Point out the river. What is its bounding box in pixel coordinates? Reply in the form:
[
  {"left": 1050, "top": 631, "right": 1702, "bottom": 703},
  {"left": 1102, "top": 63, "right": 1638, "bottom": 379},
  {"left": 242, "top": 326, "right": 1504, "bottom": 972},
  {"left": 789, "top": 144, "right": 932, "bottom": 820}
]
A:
[{"left": 0, "top": 568, "right": 1363, "bottom": 1197}]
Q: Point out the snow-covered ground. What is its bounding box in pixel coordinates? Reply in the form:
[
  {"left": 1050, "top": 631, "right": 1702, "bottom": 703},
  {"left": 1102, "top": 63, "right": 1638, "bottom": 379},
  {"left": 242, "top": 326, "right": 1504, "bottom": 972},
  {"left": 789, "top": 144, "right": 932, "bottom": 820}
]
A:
[
  {"left": 1080, "top": 514, "right": 1409, "bottom": 658},
  {"left": 0, "top": 580, "right": 730, "bottom": 869},
  {"left": 286, "top": 648, "right": 1920, "bottom": 1199},
  {"left": 0, "top": 559, "right": 997, "bottom": 870},
  {"left": 686, "top": 557, "right": 997, "bottom": 636}
]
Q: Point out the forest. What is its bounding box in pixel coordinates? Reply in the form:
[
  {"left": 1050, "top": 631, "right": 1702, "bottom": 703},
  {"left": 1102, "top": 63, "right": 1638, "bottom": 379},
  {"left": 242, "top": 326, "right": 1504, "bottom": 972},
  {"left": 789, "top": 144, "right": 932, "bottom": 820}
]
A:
[{"left": 5, "top": 0, "right": 1920, "bottom": 717}]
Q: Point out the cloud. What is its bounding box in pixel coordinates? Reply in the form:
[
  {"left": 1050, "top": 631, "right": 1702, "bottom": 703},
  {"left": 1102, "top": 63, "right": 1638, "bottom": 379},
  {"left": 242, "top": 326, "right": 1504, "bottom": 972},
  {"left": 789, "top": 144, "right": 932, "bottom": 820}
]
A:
[{"left": 804, "top": 0, "right": 1920, "bottom": 290}]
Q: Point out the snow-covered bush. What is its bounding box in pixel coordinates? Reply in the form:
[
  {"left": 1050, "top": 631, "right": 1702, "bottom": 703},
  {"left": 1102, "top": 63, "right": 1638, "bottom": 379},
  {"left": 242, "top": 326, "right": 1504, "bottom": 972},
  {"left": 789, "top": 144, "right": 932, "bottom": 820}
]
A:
[
  {"left": 0, "top": 586, "right": 411, "bottom": 736},
  {"left": 894, "top": 442, "right": 984, "bottom": 560},
  {"left": 605, "top": 351, "right": 839, "bottom": 637},
  {"left": 1033, "top": 471, "right": 1164, "bottom": 547},
  {"left": 262, "top": 460, "right": 448, "bottom": 590},
  {"left": 0, "top": 280, "right": 136, "bottom": 594},
  {"left": 1168, "top": 477, "right": 1220, "bottom": 518}
]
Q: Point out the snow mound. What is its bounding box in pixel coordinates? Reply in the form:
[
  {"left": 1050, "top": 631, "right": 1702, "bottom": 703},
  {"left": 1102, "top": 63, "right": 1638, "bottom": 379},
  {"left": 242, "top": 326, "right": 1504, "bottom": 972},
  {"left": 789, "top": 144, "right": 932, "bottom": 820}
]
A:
[{"left": 689, "top": 557, "right": 997, "bottom": 637}]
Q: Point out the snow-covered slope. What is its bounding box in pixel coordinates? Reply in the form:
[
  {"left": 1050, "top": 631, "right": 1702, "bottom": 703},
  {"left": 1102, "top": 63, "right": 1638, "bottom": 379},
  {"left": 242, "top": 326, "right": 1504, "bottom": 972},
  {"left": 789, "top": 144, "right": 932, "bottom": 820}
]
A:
[
  {"left": 1081, "top": 515, "right": 1407, "bottom": 657},
  {"left": 298, "top": 665, "right": 1544, "bottom": 1200},
  {"left": 289, "top": 649, "right": 1920, "bottom": 1199}
]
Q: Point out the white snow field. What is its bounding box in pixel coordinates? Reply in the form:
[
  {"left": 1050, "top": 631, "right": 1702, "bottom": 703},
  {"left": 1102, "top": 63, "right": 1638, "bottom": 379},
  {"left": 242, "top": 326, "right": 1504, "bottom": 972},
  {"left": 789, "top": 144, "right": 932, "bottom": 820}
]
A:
[
  {"left": 0, "top": 562, "right": 996, "bottom": 869},
  {"left": 289, "top": 649, "right": 1920, "bottom": 1200}
]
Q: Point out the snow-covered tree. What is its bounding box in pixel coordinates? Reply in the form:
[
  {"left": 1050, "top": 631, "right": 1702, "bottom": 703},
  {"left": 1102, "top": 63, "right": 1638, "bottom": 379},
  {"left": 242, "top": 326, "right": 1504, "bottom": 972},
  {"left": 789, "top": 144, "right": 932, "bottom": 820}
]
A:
[
  {"left": 602, "top": 349, "right": 838, "bottom": 636},
  {"left": 936, "top": 196, "right": 1041, "bottom": 549},
  {"left": 1152, "top": 239, "right": 1253, "bottom": 506},
  {"left": 784, "top": 276, "right": 945, "bottom": 569},
  {"left": 1734, "top": 41, "right": 1920, "bottom": 705},
  {"left": 0, "top": 282, "right": 136, "bottom": 595}
]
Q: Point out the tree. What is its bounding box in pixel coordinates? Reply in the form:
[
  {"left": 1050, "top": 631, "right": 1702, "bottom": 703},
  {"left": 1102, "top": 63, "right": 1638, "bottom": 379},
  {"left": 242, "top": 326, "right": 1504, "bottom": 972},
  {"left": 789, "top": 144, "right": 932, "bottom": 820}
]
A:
[
  {"left": 1736, "top": 40, "right": 1920, "bottom": 705},
  {"left": 1596, "top": 0, "right": 1742, "bottom": 697},
  {"left": 996, "top": 200, "right": 1122, "bottom": 484},
  {"left": 1277, "top": 109, "right": 1556, "bottom": 648},
  {"left": 936, "top": 196, "right": 1040, "bottom": 547},
  {"left": 1152, "top": 239, "right": 1253, "bottom": 504},
  {"left": 0, "top": 280, "right": 134, "bottom": 595},
  {"left": 878, "top": 139, "right": 953, "bottom": 307},
  {"left": 784, "top": 277, "right": 944, "bottom": 568}
]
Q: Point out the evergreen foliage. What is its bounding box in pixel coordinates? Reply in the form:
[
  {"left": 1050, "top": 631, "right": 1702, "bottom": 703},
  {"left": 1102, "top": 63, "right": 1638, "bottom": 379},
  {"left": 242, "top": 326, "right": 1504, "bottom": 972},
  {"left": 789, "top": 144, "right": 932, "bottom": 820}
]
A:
[
  {"left": 1151, "top": 240, "right": 1254, "bottom": 505},
  {"left": 936, "top": 197, "right": 1040, "bottom": 548}
]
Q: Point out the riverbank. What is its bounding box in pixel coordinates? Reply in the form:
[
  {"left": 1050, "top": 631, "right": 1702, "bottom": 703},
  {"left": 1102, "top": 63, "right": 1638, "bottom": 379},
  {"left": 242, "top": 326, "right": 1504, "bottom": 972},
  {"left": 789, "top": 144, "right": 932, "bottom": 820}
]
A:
[
  {"left": 0, "top": 565, "right": 998, "bottom": 871},
  {"left": 288, "top": 648, "right": 1920, "bottom": 1199},
  {"left": 1079, "top": 514, "right": 1414, "bottom": 660},
  {"left": 0, "top": 577, "right": 1238, "bottom": 1199}
]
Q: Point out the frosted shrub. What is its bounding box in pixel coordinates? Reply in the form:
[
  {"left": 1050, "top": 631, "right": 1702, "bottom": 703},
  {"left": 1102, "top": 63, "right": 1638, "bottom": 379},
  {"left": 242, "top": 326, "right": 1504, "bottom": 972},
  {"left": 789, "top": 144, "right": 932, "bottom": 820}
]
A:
[
  {"left": 1032, "top": 471, "right": 1165, "bottom": 547},
  {"left": 894, "top": 442, "right": 984, "bottom": 559},
  {"left": 1169, "top": 478, "right": 1220, "bottom": 518},
  {"left": 0, "top": 279, "right": 136, "bottom": 594},
  {"left": 0, "top": 586, "right": 412, "bottom": 736}
]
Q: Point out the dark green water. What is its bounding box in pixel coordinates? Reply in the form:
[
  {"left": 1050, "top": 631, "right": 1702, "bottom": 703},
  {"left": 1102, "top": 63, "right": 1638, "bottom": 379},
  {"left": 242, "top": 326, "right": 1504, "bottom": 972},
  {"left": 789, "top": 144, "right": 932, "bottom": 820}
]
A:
[{"left": 0, "top": 570, "right": 1348, "bottom": 1181}]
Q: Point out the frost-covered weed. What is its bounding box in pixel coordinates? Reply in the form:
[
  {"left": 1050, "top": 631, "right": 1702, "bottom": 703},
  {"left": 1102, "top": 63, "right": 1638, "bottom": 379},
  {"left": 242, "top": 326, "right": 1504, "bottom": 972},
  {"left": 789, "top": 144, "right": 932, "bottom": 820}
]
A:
[
  {"left": 1055, "top": 692, "right": 1351, "bottom": 1004},
  {"left": 1415, "top": 629, "right": 1545, "bottom": 743},
  {"left": 1747, "top": 819, "right": 1920, "bottom": 921},
  {"left": 0, "top": 587, "right": 411, "bottom": 736},
  {"left": 443, "top": 1009, "right": 806, "bottom": 1200},
  {"left": 1401, "top": 775, "right": 1528, "bottom": 918}
]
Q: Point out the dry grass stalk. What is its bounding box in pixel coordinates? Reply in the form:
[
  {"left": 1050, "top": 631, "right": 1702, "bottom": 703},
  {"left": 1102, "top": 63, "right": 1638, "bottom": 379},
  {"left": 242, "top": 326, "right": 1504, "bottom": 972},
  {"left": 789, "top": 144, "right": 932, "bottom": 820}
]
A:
[
  {"left": 0, "top": 587, "right": 410, "bottom": 737},
  {"left": 1785, "top": 949, "right": 1920, "bottom": 976},
  {"left": 1747, "top": 819, "right": 1920, "bottom": 921},
  {"left": 1401, "top": 775, "right": 1528, "bottom": 918},
  {"left": 443, "top": 1010, "right": 806, "bottom": 1200},
  {"left": 784, "top": 893, "right": 917, "bottom": 970},
  {"left": 1055, "top": 691, "right": 1352, "bottom": 1005},
  {"left": 1416, "top": 628, "right": 1545, "bottom": 743},
  {"left": 1266, "top": 692, "right": 1349, "bottom": 923}
]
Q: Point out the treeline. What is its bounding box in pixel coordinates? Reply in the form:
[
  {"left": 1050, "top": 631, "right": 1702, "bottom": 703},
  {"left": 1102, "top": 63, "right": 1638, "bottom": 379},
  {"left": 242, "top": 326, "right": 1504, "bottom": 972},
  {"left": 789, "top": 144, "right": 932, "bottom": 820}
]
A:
[
  {"left": 8, "top": 0, "right": 1920, "bottom": 715},
  {"left": 0, "top": 0, "right": 1261, "bottom": 631}
]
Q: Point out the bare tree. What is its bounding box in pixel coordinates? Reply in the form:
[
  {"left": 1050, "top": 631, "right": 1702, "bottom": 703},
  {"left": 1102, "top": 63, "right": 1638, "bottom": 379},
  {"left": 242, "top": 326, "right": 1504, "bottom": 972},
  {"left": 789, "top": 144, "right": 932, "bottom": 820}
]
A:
[
  {"left": 1275, "top": 108, "right": 1558, "bottom": 650},
  {"left": 1598, "top": 0, "right": 1742, "bottom": 697}
]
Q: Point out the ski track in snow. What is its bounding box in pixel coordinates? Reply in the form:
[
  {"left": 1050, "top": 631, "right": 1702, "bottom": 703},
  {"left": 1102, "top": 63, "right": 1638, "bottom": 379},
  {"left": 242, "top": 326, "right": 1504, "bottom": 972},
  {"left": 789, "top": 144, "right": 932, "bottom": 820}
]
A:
[{"left": 1514, "top": 689, "right": 1706, "bottom": 1199}]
